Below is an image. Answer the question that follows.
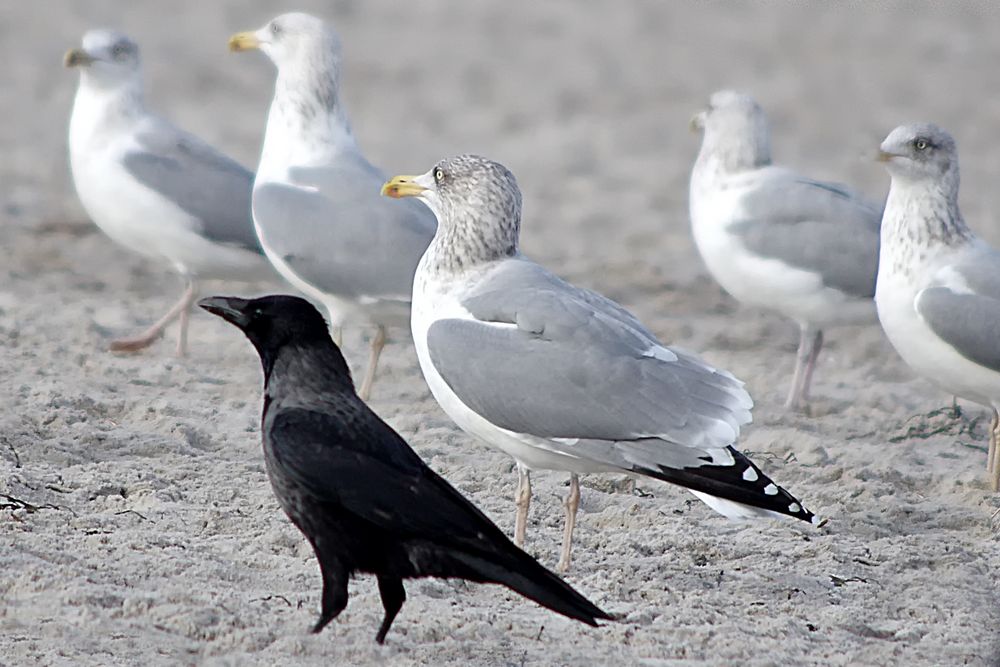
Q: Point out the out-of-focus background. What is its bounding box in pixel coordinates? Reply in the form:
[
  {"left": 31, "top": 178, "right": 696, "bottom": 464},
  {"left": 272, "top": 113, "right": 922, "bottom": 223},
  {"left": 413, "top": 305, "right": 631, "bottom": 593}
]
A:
[{"left": 2, "top": 2, "right": 999, "bottom": 665}]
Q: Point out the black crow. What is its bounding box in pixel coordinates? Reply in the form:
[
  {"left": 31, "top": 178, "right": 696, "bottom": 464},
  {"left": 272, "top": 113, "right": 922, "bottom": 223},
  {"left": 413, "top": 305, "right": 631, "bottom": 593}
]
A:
[{"left": 199, "top": 294, "right": 611, "bottom": 643}]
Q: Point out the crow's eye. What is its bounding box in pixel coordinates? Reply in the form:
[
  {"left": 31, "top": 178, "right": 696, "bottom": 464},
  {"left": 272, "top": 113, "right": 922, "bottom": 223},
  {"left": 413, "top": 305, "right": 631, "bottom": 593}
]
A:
[
  {"left": 434, "top": 168, "right": 445, "bottom": 183},
  {"left": 914, "top": 138, "right": 929, "bottom": 151}
]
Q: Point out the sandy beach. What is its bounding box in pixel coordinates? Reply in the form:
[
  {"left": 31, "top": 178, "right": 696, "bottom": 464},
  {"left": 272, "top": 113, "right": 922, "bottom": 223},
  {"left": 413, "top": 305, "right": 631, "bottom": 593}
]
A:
[{"left": 2, "top": 1, "right": 1000, "bottom": 665}]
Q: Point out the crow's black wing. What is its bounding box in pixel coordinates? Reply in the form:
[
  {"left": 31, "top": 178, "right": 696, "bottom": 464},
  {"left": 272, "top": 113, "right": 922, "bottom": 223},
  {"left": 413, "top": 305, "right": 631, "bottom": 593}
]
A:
[{"left": 265, "top": 406, "right": 513, "bottom": 551}]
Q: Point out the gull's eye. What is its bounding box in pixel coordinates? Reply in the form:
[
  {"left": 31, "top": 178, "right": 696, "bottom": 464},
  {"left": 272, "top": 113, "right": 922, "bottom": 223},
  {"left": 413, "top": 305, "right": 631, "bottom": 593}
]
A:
[
  {"left": 914, "top": 138, "right": 929, "bottom": 151},
  {"left": 434, "top": 168, "right": 445, "bottom": 183},
  {"left": 271, "top": 22, "right": 281, "bottom": 36},
  {"left": 112, "top": 43, "right": 129, "bottom": 59}
]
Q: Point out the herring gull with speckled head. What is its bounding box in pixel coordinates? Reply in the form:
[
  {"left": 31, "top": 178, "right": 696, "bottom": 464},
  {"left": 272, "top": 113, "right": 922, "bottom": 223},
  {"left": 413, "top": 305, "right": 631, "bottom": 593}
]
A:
[
  {"left": 66, "top": 29, "right": 271, "bottom": 356},
  {"left": 383, "top": 154, "right": 818, "bottom": 572},
  {"left": 877, "top": 123, "right": 1000, "bottom": 490}
]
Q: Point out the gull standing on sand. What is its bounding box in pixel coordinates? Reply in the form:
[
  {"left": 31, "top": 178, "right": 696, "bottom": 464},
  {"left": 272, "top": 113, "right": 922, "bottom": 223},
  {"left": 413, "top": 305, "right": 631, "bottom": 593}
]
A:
[
  {"left": 383, "top": 155, "right": 818, "bottom": 572},
  {"left": 690, "top": 91, "right": 882, "bottom": 410},
  {"left": 876, "top": 123, "right": 1000, "bottom": 490},
  {"left": 66, "top": 30, "right": 270, "bottom": 356},
  {"left": 228, "top": 13, "right": 435, "bottom": 400}
]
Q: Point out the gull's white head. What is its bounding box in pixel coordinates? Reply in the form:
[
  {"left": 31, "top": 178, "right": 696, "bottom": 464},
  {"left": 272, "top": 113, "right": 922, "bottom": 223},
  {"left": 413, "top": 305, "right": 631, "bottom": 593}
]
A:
[
  {"left": 229, "top": 13, "right": 341, "bottom": 74},
  {"left": 382, "top": 156, "right": 522, "bottom": 267},
  {"left": 878, "top": 123, "right": 958, "bottom": 187},
  {"left": 691, "top": 90, "right": 771, "bottom": 171},
  {"left": 230, "top": 13, "right": 351, "bottom": 165},
  {"left": 64, "top": 30, "right": 141, "bottom": 89}
]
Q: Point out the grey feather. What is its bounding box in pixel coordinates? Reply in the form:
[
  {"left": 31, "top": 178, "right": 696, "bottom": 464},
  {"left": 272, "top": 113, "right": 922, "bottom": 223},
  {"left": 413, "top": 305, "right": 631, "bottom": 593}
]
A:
[
  {"left": 917, "top": 287, "right": 1000, "bottom": 372},
  {"left": 123, "top": 121, "right": 262, "bottom": 254},
  {"left": 462, "top": 260, "right": 651, "bottom": 337},
  {"left": 428, "top": 259, "right": 751, "bottom": 455},
  {"left": 252, "top": 157, "right": 435, "bottom": 301},
  {"left": 949, "top": 245, "right": 1000, "bottom": 297},
  {"left": 730, "top": 173, "right": 881, "bottom": 298}
]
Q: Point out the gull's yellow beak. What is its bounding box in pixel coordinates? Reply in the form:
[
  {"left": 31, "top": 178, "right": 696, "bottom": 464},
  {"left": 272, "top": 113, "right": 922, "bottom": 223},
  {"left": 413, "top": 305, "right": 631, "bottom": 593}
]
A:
[
  {"left": 381, "top": 175, "right": 426, "bottom": 199},
  {"left": 64, "top": 48, "right": 94, "bottom": 68},
  {"left": 228, "top": 31, "right": 261, "bottom": 52},
  {"left": 876, "top": 150, "right": 898, "bottom": 163}
]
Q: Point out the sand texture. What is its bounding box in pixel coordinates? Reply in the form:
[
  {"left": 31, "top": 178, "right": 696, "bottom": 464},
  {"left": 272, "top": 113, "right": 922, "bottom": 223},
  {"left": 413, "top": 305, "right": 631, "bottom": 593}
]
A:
[{"left": 2, "top": 2, "right": 1000, "bottom": 665}]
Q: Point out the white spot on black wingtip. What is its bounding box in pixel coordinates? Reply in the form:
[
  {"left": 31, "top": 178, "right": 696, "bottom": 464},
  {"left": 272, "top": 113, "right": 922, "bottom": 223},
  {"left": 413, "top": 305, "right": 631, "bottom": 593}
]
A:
[
  {"left": 742, "top": 467, "right": 758, "bottom": 482},
  {"left": 764, "top": 483, "right": 778, "bottom": 496},
  {"left": 788, "top": 503, "right": 801, "bottom": 514}
]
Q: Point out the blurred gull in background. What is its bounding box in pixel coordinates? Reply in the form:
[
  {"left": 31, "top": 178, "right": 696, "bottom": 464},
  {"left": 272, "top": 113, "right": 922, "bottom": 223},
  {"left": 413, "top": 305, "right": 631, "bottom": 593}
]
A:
[
  {"left": 689, "top": 90, "right": 882, "bottom": 411},
  {"left": 66, "top": 30, "right": 270, "bottom": 356},
  {"left": 229, "top": 13, "right": 435, "bottom": 400}
]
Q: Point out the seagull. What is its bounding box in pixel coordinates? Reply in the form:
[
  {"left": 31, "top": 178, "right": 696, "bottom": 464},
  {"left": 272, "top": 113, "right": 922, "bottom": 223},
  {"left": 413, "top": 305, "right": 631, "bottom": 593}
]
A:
[
  {"left": 382, "top": 155, "right": 818, "bottom": 572},
  {"left": 690, "top": 90, "right": 882, "bottom": 411},
  {"left": 228, "top": 13, "right": 435, "bottom": 400},
  {"left": 65, "top": 30, "right": 270, "bottom": 356},
  {"left": 876, "top": 123, "right": 1000, "bottom": 490},
  {"left": 199, "top": 294, "right": 611, "bottom": 643}
]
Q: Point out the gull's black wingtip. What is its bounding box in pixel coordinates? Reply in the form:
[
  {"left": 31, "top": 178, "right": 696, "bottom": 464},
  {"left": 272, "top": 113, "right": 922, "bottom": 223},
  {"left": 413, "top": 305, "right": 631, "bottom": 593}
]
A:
[{"left": 641, "top": 445, "right": 819, "bottom": 526}]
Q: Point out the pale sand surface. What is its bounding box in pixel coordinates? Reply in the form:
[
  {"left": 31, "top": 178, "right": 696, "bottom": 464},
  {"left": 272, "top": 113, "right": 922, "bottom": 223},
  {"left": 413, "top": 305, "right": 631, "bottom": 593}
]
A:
[{"left": 2, "top": 2, "right": 1000, "bottom": 665}]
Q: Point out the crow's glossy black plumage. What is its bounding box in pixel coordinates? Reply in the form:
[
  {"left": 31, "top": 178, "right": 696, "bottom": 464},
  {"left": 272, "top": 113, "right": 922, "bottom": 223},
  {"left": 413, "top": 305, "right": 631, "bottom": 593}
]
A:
[{"left": 199, "top": 294, "right": 611, "bottom": 643}]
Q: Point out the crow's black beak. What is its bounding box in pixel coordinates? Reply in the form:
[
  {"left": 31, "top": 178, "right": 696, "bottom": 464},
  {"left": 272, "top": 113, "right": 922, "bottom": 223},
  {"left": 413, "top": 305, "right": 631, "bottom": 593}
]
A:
[{"left": 198, "top": 296, "right": 252, "bottom": 328}]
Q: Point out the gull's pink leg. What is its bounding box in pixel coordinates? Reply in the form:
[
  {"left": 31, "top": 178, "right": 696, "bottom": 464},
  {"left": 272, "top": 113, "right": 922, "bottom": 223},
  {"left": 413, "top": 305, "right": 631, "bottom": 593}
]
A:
[
  {"left": 557, "top": 473, "right": 581, "bottom": 572},
  {"left": 514, "top": 464, "right": 532, "bottom": 547},
  {"left": 110, "top": 280, "right": 197, "bottom": 355}
]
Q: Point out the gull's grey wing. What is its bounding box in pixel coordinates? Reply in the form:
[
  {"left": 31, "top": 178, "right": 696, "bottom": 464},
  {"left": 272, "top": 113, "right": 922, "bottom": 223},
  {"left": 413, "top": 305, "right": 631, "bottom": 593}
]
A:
[
  {"left": 429, "top": 318, "right": 748, "bottom": 451},
  {"left": 432, "top": 259, "right": 752, "bottom": 450},
  {"left": 950, "top": 243, "right": 1000, "bottom": 297},
  {"left": 916, "top": 287, "right": 1000, "bottom": 372},
  {"left": 465, "top": 258, "right": 651, "bottom": 337},
  {"left": 123, "top": 118, "right": 261, "bottom": 253},
  {"left": 730, "top": 171, "right": 882, "bottom": 298},
  {"left": 252, "top": 159, "right": 435, "bottom": 302},
  {"left": 427, "top": 260, "right": 814, "bottom": 523}
]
